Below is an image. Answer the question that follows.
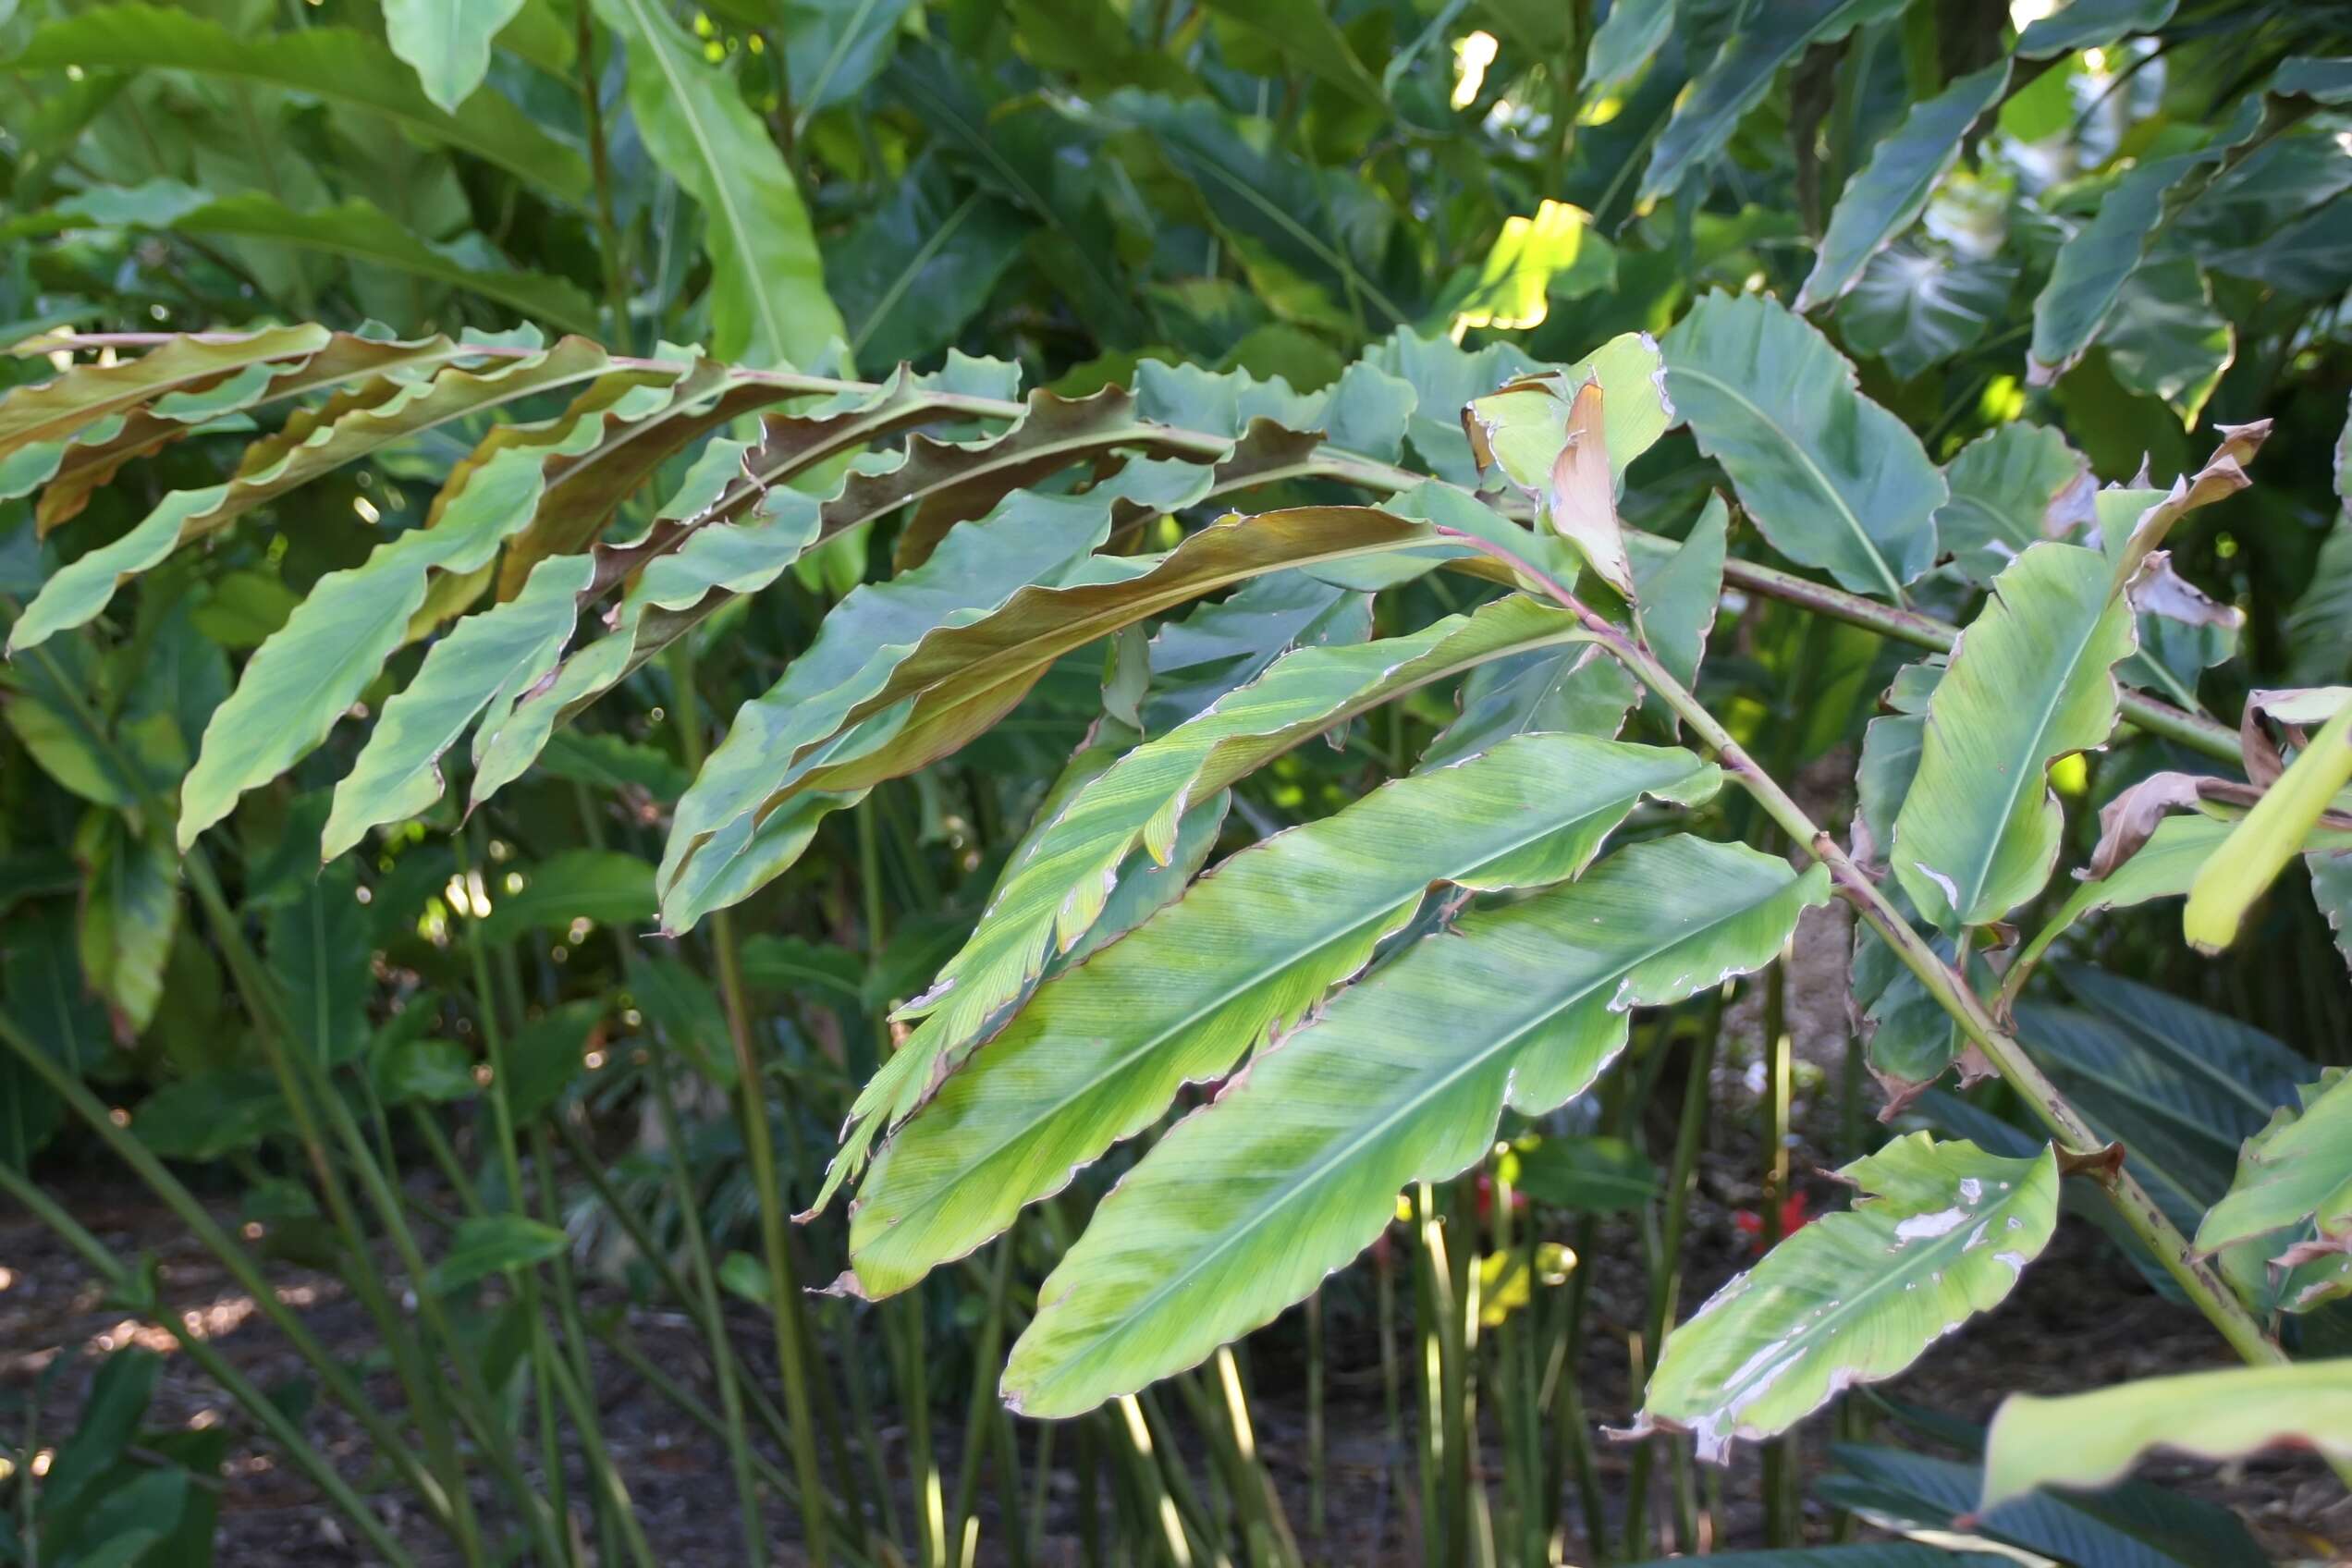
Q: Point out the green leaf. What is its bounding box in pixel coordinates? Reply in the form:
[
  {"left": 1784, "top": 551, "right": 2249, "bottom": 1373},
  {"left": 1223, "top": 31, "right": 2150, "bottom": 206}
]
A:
[
  {"left": 506, "top": 1000, "right": 604, "bottom": 1122},
  {"left": 2015, "top": 0, "right": 2178, "bottom": 57},
  {"left": 129, "top": 1070, "right": 289, "bottom": 1159},
  {"left": 656, "top": 487, "right": 1119, "bottom": 930},
  {"left": 1639, "top": 0, "right": 1908, "bottom": 202},
  {"left": 1582, "top": 0, "right": 1674, "bottom": 94},
  {"left": 371, "top": 1034, "right": 477, "bottom": 1105},
  {"left": 386, "top": 0, "right": 529, "bottom": 111},
  {"left": 1891, "top": 544, "right": 2137, "bottom": 929},
  {"left": 2196, "top": 1071, "right": 2352, "bottom": 1255},
  {"left": 1200, "top": 0, "right": 1384, "bottom": 109},
  {"left": 813, "top": 596, "right": 1589, "bottom": 1211},
  {"left": 426, "top": 1214, "right": 569, "bottom": 1293},
  {"left": 477, "top": 851, "right": 656, "bottom": 945},
  {"left": 590, "top": 0, "right": 846, "bottom": 368},
  {"left": 175, "top": 372, "right": 638, "bottom": 846},
  {"left": 267, "top": 860, "right": 373, "bottom": 1065},
  {"left": 1626, "top": 1550, "right": 2008, "bottom": 1568},
  {"left": 1636, "top": 1135, "right": 2058, "bottom": 1459},
  {"left": 165, "top": 195, "right": 600, "bottom": 335},
  {"left": 783, "top": 0, "right": 919, "bottom": 127},
  {"left": 74, "top": 817, "right": 178, "bottom": 1035},
  {"left": 323, "top": 553, "right": 595, "bottom": 861},
  {"left": 828, "top": 159, "right": 1027, "bottom": 369},
  {"left": 7, "top": 5, "right": 588, "bottom": 199},
  {"left": 2028, "top": 99, "right": 2258, "bottom": 384},
  {"left": 1502, "top": 1134, "right": 1657, "bottom": 1214},
  {"left": 1836, "top": 245, "right": 2016, "bottom": 382},
  {"left": 11, "top": 337, "right": 619, "bottom": 655},
  {"left": 2185, "top": 700, "right": 2352, "bottom": 951},
  {"left": 996, "top": 836, "right": 1825, "bottom": 1415},
  {"left": 847, "top": 734, "right": 1719, "bottom": 1299},
  {"left": 1933, "top": 423, "right": 2090, "bottom": 587},
  {"left": 1981, "top": 1362, "right": 2352, "bottom": 1512},
  {"left": 1798, "top": 62, "right": 2010, "bottom": 311},
  {"left": 1663, "top": 291, "right": 1944, "bottom": 599},
  {"left": 2103, "top": 256, "right": 2232, "bottom": 426}
]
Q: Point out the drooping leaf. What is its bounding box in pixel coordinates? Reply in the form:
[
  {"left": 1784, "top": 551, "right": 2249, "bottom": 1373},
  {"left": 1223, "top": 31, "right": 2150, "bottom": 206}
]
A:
[
  {"left": 2027, "top": 99, "right": 2259, "bottom": 384},
  {"left": 1639, "top": 0, "right": 1908, "bottom": 201},
  {"left": 847, "top": 736, "right": 1722, "bottom": 1301},
  {"left": 74, "top": 816, "right": 178, "bottom": 1035},
  {"left": 1933, "top": 423, "right": 2091, "bottom": 587},
  {"left": 2195, "top": 1071, "right": 2352, "bottom": 1256},
  {"left": 996, "top": 835, "right": 1825, "bottom": 1415},
  {"left": 7, "top": 5, "right": 589, "bottom": 198},
  {"left": 1635, "top": 1135, "right": 2059, "bottom": 1459},
  {"left": 2015, "top": 0, "right": 2179, "bottom": 56},
  {"left": 1582, "top": 0, "right": 1675, "bottom": 94},
  {"left": 589, "top": 0, "right": 846, "bottom": 369},
  {"left": 2103, "top": 256, "right": 2233, "bottom": 427},
  {"left": 1799, "top": 62, "right": 2010, "bottom": 311},
  {"left": 780, "top": 0, "right": 919, "bottom": 126},
  {"left": 1664, "top": 290, "right": 1944, "bottom": 599},
  {"left": 1891, "top": 543, "right": 2137, "bottom": 929},
  {"left": 1199, "top": 0, "right": 1384, "bottom": 108},
  {"left": 385, "top": 0, "right": 530, "bottom": 111},
  {"left": 321, "top": 553, "right": 595, "bottom": 862},
  {"left": 1981, "top": 1362, "right": 2352, "bottom": 1511}
]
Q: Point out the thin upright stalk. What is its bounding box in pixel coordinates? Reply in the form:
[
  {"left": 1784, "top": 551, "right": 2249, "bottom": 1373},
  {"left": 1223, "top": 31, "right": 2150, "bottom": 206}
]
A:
[
  {"left": 1758, "top": 955, "right": 1798, "bottom": 1548},
  {"left": 948, "top": 1241, "right": 1016, "bottom": 1557},
  {"left": 571, "top": 3, "right": 631, "bottom": 344}
]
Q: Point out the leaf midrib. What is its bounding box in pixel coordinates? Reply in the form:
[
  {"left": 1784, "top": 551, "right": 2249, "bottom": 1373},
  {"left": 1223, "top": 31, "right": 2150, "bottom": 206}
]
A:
[
  {"left": 1671, "top": 363, "right": 1905, "bottom": 601},
  {"left": 865, "top": 771, "right": 1681, "bottom": 1252}
]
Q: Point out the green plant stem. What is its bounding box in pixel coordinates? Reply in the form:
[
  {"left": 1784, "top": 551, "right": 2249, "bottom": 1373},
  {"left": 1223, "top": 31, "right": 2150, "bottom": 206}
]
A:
[
  {"left": 0, "top": 1163, "right": 422, "bottom": 1568},
  {"left": 454, "top": 830, "right": 577, "bottom": 1562},
  {"left": 649, "top": 1065, "right": 769, "bottom": 1568},
  {"left": 667, "top": 641, "right": 836, "bottom": 1567},
  {"left": 39, "top": 333, "right": 2245, "bottom": 770},
  {"left": 948, "top": 1239, "right": 1015, "bottom": 1559},
  {"left": 1435, "top": 528, "right": 2317, "bottom": 1398},
  {"left": 1304, "top": 1290, "right": 1326, "bottom": 1542},
  {"left": 1758, "top": 955, "right": 1797, "bottom": 1549},
  {"left": 0, "top": 1007, "right": 456, "bottom": 1537},
  {"left": 571, "top": 1, "right": 631, "bottom": 346},
  {"left": 533, "top": 1124, "right": 625, "bottom": 1568}
]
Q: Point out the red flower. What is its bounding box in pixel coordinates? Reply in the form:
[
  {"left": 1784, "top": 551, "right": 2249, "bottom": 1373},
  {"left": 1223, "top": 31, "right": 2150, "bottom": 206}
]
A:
[{"left": 1733, "top": 1191, "right": 1814, "bottom": 1255}]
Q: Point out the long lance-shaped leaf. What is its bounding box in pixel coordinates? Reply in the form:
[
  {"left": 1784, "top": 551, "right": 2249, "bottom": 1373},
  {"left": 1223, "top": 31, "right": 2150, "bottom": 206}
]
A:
[
  {"left": 1981, "top": 1363, "right": 2352, "bottom": 1513},
  {"left": 1638, "top": 0, "right": 1909, "bottom": 202},
  {"left": 995, "top": 834, "right": 1823, "bottom": 1415},
  {"left": 810, "top": 597, "right": 1593, "bottom": 1213},
  {"left": 662, "top": 506, "right": 1439, "bottom": 929},
  {"left": 656, "top": 489, "right": 1123, "bottom": 925},
  {"left": 7, "top": 5, "right": 589, "bottom": 199},
  {"left": 1663, "top": 291, "right": 1943, "bottom": 600},
  {"left": 386, "top": 0, "right": 529, "bottom": 112},
  {"left": 2028, "top": 97, "right": 2260, "bottom": 384},
  {"left": 1892, "top": 543, "right": 2138, "bottom": 929},
  {"left": 790, "top": 507, "right": 1441, "bottom": 800},
  {"left": 178, "top": 391, "right": 632, "bottom": 848},
  {"left": 320, "top": 552, "right": 596, "bottom": 861},
  {"left": 588, "top": 0, "right": 843, "bottom": 369},
  {"left": 847, "top": 739, "right": 1722, "bottom": 1300},
  {"left": 26, "top": 332, "right": 487, "bottom": 533},
  {"left": 2185, "top": 700, "right": 2352, "bottom": 951},
  {"left": 0, "top": 324, "right": 328, "bottom": 475},
  {"left": 1633, "top": 1134, "right": 2059, "bottom": 1461},
  {"left": 10, "top": 337, "right": 620, "bottom": 654},
  {"left": 1797, "top": 63, "right": 2010, "bottom": 312}
]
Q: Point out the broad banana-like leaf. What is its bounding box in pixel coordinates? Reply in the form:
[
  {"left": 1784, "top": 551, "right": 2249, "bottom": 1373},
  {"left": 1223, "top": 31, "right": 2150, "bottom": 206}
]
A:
[
  {"left": 321, "top": 553, "right": 596, "bottom": 860},
  {"left": 2028, "top": 97, "right": 2259, "bottom": 384},
  {"left": 11, "top": 338, "right": 622, "bottom": 654},
  {"left": 385, "top": 0, "right": 528, "bottom": 112},
  {"left": 1635, "top": 1134, "right": 2058, "bottom": 1460},
  {"left": 1663, "top": 291, "right": 1943, "bottom": 599},
  {"left": 817, "top": 596, "right": 1591, "bottom": 1211},
  {"left": 2015, "top": 0, "right": 2179, "bottom": 57},
  {"left": 2006, "top": 813, "right": 2229, "bottom": 987},
  {"left": 1932, "top": 423, "right": 2091, "bottom": 587},
  {"left": 177, "top": 381, "right": 653, "bottom": 847},
  {"left": 588, "top": 0, "right": 844, "bottom": 369},
  {"left": 8, "top": 5, "right": 588, "bottom": 199},
  {"left": 1981, "top": 1362, "right": 2352, "bottom": 1510},
  {"left": 663, "top": 506, "right": 1439, "bottom": 928},
  {"left": 847, "top": 738, "right": 1725, "bottom": 1303},
  {"left": 1891, "top": 543, "right": 2137, "bottom": 929},
  {"left": 2196, "top": 1071, "right": 2352, "bottom": 1256},
  {"left": 1798, "top": 63, "right": 2010, "bottom": 311},
  {"left": 997, "top": 835, "right": 1824, "bottom": 1415},
  {"left": 2185, "top": 700, "right": 2352, "bottom": 951},
  {"left": 1638, "top": 0, "right": 1909, "bottom": 202},
  {"left": 657, "top": 489, "right": 1121, "bottom": 928}
]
